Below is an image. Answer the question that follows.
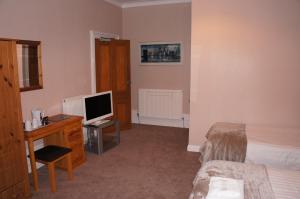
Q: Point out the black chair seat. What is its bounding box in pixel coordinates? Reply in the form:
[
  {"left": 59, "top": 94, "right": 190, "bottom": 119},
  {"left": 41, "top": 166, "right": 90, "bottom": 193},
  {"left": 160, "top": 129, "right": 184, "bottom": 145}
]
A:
[{"left": 34, "top": 145, "right": 72, "bottom": 162}]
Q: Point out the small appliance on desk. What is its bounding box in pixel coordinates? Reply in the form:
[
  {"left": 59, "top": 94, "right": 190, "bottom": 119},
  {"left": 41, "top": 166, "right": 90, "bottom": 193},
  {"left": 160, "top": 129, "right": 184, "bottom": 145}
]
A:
[
  {"left": 32, "top": 109, "right": 42, "bottom": 126},
  {"left": 82, "top": 91, "right": 120, "bottom": 155},
  {"left": 24, "top": 109, "right": 49, "bottom": 131}
]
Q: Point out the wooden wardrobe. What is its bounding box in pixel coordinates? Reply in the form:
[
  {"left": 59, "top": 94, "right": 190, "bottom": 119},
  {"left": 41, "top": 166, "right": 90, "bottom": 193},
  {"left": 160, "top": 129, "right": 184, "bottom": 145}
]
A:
[
  {"left": 0, "top": 40, "right": 30, "bottom": 198},
  {"left": 95, "top": 39, "right": 131, "bottom": 130}
]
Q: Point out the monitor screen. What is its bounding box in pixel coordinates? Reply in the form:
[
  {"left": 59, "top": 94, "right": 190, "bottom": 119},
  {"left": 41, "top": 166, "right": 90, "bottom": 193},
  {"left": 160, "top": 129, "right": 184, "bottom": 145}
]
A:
[{"left": 83, "top": 91, "right": 113, "bottom": 124}]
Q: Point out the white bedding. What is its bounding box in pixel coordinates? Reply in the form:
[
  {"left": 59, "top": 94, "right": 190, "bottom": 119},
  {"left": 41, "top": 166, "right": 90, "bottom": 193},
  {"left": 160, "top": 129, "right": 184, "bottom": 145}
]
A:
[
  {"left": 245, "top": 125, "right": 300, "bottom": 170},
  {"left": 245, "top": 126, "right": 300, "bottom": 198},
  {"left": 246, "top": 139, "right": 300, "bottom": 170},
  {"left": 267, "top": 167, "right": 300, "bottom": 199},
  {"left": 192, "top": 124, "right": 300, "bottom": 198}
]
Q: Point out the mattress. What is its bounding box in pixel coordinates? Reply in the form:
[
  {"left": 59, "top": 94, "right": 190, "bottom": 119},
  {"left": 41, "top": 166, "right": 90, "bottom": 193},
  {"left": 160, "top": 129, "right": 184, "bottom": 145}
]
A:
[
  {"left": 267, "top": 167, "right": 300, "bottom": 199},
  {"left": 246, "top": 139, "right": 300, "bottom": 170},
  {"left": 246, "top": 125, "right": 300, "bottom": 170}
]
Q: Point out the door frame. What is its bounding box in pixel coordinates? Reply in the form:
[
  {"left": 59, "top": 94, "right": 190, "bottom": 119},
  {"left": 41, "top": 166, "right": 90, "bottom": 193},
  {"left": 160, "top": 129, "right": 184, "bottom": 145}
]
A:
[{"left": 89, "top": 30, "right": 119, "bottom": 94}]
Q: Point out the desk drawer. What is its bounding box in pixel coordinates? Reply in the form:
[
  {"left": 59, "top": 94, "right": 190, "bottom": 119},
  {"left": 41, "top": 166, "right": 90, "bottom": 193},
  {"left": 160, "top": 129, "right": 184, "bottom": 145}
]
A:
[
  {"left": 64, "top": 122, "right": 82, "bottom": 135},
  {"left": 70, "top": 142, "right": 85, "bottom": 167},
  {"left": 64, "top": 122, "right": 83, "bottom": 144},
  {"left": 56, "top": 140, "right": 85, "bottom": 170},
  {"left": 66, "top": 129, "right": 82, "bottom": 144},
  {"left": 62, "top": 121, "right": 85, "bottom": 169}
]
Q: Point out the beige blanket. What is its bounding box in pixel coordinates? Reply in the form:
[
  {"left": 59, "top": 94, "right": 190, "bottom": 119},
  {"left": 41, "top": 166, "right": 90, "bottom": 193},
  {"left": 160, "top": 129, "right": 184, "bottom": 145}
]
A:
[
  {"left": 189, "top": 160, "right": 275, "bottom": 199},
  {"left": 199, "top": 122, "right": 247, "bottom": 164}
]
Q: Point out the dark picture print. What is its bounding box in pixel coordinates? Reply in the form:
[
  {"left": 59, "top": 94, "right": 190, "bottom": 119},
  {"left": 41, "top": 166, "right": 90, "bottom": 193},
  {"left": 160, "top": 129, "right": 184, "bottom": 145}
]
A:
[{"left": 141, "top": 43, "right": 181, "bottom": 64}]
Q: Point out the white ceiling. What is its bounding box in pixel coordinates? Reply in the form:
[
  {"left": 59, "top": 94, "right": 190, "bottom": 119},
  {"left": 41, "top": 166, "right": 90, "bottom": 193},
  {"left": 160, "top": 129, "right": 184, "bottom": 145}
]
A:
[{"left": 104, "top": 0, "right": 191, "bottom": 8}]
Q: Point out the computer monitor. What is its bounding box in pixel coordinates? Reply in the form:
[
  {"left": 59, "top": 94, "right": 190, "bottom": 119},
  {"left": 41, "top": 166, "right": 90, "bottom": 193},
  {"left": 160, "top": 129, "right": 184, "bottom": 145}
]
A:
[{"left": 82, "top": 91, "right": 113, "bottom": 125}]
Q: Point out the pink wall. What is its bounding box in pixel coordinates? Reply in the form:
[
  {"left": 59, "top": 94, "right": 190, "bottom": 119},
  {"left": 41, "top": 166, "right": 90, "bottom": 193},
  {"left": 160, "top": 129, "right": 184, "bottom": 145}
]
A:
[
  {"left": 122, "top": 3, "right": 191, "bottom": 114},
  {"left": 189, "top": 0, "right": 300, "bottom": 145},
  {"left": 0, "top": 0, "right": 122, "bottom": 120}
]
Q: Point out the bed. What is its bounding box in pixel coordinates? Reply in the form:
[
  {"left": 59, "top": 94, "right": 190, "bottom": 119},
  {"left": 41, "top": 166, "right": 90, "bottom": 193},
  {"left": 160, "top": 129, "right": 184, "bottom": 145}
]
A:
[
  {"left": 189, "top": 160, "right": 275, "bottom": 199},
  {"left": 200, "top": 123, "right": 300, "bottom": 170},
  {"left": 192, "top": 123, "right": 300, "bottom": 199},
  {"left": 199, "top": 122, "right": 247, "bottom": 164},
  {"left": 268, "top": 167, "right": 300, "bottom": 199},
  {"left": 189, "top": 160, "right": 300, "bottom": 199},
  {"left": 246, "top": 125, "right": 300, "bottom": 170},
  {"left": 246, "top": 125, "right": 300, "bottom": 198}
]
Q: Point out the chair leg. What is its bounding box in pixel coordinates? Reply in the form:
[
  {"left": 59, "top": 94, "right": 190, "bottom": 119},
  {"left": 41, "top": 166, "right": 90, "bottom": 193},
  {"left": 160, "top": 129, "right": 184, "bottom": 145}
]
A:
[
  {"left": 66, "top": 154, "right": 73, "bottom": 180},
  {"left": 48, "top": 163, "right": 56, "bottom": 192}
]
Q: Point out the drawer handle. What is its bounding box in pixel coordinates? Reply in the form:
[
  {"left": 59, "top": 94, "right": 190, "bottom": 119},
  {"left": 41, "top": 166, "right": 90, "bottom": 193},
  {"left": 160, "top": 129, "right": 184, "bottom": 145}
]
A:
[{"left": 67, "top": 127, "right": 81, "bottom": 134}]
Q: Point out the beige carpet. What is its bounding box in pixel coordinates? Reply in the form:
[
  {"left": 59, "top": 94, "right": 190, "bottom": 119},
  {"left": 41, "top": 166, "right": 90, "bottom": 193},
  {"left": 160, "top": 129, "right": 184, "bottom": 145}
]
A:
[{"left": 30, "top": 124, "right": 201, "bottom": 199}]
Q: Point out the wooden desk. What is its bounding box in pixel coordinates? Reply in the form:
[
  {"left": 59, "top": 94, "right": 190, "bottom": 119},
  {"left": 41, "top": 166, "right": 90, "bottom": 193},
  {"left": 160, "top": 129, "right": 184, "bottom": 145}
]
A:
[{"left": 24, "top": 115, "right": 86, "bottom": 191}]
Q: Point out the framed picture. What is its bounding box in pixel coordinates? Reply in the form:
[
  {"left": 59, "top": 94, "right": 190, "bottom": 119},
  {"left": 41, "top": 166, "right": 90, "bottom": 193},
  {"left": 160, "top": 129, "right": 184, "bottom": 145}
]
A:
[{"left": 140, "top": 42, "right": 182, "bottom": 65}]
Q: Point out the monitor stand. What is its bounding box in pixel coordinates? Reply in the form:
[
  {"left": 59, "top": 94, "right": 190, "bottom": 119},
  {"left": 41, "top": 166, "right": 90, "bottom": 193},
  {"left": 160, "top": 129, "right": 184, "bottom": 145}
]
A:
[
  {"left": 84, "top": 119, "right": 120, "bottom": 155},
  {"left": 92, "top": 119, "right": 110, "bottom": 126}
]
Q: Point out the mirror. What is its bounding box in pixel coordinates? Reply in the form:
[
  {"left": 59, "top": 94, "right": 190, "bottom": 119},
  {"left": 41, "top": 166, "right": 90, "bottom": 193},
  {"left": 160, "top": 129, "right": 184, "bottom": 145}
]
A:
[{"left": 16, "top": 40, "right": 43, "bottom": 92}]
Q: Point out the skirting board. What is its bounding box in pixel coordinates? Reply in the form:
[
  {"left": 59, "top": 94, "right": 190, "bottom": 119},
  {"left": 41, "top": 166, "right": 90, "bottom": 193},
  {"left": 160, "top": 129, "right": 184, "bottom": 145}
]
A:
[
  {"left": 187, "top": 144, "right": 201, "bottom": 152},
  {"left": 132, "top": 109, "right": 189, "bottom": 128}
]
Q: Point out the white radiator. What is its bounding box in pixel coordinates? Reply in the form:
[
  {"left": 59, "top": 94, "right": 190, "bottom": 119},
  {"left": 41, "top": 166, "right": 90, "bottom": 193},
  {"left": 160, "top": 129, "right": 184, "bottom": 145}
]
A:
[
  {"left": 62, "top": 95, "right": 85, "bottom": 116},
  {"left": 62, "top": 95, "right": 87, "bottom": 142},
  {"left": 138, "top": 89, "right": 183, "bottom": 120}
]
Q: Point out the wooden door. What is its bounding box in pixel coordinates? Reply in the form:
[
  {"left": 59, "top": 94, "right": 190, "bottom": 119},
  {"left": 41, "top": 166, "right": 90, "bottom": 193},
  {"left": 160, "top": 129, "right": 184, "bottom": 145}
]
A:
[
  {"left": 111, "top": 40, "right": 131, "bottom": 130},
  {"left": 95, "top": 40, "right": 112, "bottom": 92},
  {"left": 0, "top": 40, "right": 30, "bottom": 198},
  {"left": 95, "top": 39, "right": 131, "bottom": 130}
]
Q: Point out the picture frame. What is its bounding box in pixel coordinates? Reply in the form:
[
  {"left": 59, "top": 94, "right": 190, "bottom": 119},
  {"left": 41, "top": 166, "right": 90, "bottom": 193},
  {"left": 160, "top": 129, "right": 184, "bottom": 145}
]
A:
[{"left": 139, "top": 42, "right": 182, "bottom": 65}]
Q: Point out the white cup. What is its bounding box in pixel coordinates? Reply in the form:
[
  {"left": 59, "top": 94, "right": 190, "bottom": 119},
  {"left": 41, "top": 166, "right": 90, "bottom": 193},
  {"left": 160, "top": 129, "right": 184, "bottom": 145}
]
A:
[
  {"left": 25, "top": 120, "right": 32, "bottom": 131},
  {"left": 32, "top": 118, "right": 39, "bottom": 129}
]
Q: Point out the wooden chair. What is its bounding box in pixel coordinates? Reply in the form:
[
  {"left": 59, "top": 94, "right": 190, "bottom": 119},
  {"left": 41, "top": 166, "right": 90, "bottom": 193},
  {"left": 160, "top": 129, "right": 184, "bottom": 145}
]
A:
[{"left": 34, "top": 145, "right": 73, "bottom": 192}]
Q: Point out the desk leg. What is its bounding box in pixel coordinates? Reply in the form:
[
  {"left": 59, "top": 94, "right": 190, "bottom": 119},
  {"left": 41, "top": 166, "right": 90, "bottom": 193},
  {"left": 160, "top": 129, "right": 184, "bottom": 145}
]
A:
[{"left": 28, "top": 140, "right": 39, "bottom": 191}]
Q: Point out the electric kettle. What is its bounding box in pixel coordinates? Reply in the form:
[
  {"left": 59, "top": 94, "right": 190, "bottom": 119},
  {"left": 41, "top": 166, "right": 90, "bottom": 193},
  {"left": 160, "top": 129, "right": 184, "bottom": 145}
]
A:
[{"left": 31, "top": 109, "right": 42, "bottom": 126}]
